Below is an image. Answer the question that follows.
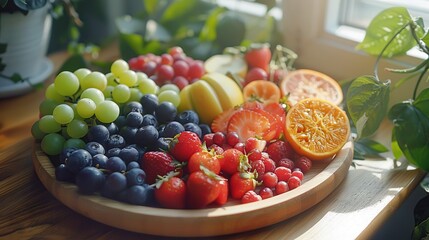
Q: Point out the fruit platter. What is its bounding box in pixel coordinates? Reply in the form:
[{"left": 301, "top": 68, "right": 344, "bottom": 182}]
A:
[{"left": 31, "top": 45, "right": 353, "bottom": 237}]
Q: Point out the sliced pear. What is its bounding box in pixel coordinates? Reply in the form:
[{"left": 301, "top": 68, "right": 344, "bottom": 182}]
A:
[
  {"left": 204, "top": 54, "right": 247, "bottom": 78},
  {"left": 201, "top": 72, "right": 244, "bottom": 111},
  {"left": 177, "top": 84, "right": 193, "bottom": 113},
  {"left": 189, "top": 80, "right": 223, "bottom": 124}
]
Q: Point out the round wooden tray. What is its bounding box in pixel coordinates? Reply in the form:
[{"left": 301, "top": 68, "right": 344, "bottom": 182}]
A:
[{"left": 32, "top": 141, "right": 353, "bottom": 237}]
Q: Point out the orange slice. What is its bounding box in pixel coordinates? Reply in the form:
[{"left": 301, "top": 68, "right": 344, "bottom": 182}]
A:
[
  {"left": 284, "top": 98, "right": 350, "bottom": 160},
  {"left": 242, "top": 80, "right": 281, "bottom": 104},
  {"left": 280, "top": 69, "right": 343, "bottom": 106}
]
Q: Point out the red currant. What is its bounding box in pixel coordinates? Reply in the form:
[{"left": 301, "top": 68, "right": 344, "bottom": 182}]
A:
[
  {"left": 250, "top": 159, "right": 265, "bottom": 181},
  {"left": 188, "top": 61, "right": 205, "bottom": 79},
  {"left": 248, "top": 149, "right": 262, "bottom": 162},
  {"left": 287, "top": 176, "right": 301, "bottom": 190},
  {"left": 262, "top": 157, "right": 276, "bottom": 173},
  {"left": 171, "top": 76, "right": 188, "bottom": 90},
  {"left": 213, "top": 132, "right": 226, "bottom": 146},
  {"left": 172, "top": 60, "right": 189, "bottom": 77},
  {"left": 262, "top": 172, "right": 278, "bottom": 188},
  {"left": 160, "top": 53, "right": 173, "bottom": 65},
  {"left": 168, "top": 46, "right": 184, "bottom": 56},
  {"left": 275, "top": 181, "right": 289, "bottom": 195},
  {"left": 157, "top": 65, "right": 174, "bottom": 83},
  {"left": 226, "top": 131, "right": 240, "bottom": 147},
  {"left": 259, "top": 187, "right": 274, "bottom": 199},
  {"left": 244, "top": 67, "right": 268, "bottom": 86},
  {"left": 234, "top": 142, "right": 245, "bottom": 153},
  {"left": 203, "top": 133, "right": 214, "bottom": 147},
  {"left": 291, "top": 170, "right": 304, "bottom": 181}
]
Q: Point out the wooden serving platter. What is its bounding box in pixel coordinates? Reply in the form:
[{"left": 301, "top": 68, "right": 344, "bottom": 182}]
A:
[{"left": 32, "top": 141, "right": 353, "bottom": 237}]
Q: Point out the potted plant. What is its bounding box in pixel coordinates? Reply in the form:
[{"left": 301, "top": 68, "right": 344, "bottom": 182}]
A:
[{"left": 345, "top": 7, "right": 429, "bottom": 238}]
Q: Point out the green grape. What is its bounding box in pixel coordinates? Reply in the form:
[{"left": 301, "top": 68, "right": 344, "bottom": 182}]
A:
[
  {"left": 119, "top": 70, "right": 138, "bottom": 87},
  {"left": 112, "top": 84, "right": 131, "bottom": 103},
  {"left": 39, "top": 99, "right": 59, "bottom": 116},
  {"left": 31, "top": 120, "right": 47, "bottom": 141},
  {"left": 69, "top": 103, "right": 83, "bottom": 120},
  {"left": 45, "top": 83, "right": 65, "bottom": 103},
  {"left": 159, "top": 83, "right": 180, "bottom": 94},
  {"left": 61, "top": 126, "right": 71, "bottom": 139},
  {"left": 67, "top": 119, "right": 88, "bottom": 139},
  {"left": 138, "top": 78, "right": 159, "bottom": 95},
  {"left": 41, "top": 133, "right": 65, "bottom": 155},
  {"left": 74, "top": 68, "right": 91, "bottom": 83},
  {"left": 111, "top": 59, "right": 129, "bottom": 78},
  {"left": 81, "top": 71, "right": 107, "bottom": 91},
  {"left": 80, "top": 88, "right": 105, "bottom": 105},
  {"left": 64, "top": 138, "right": 86, "bottom": 149},
  {"left": 39, "top": 115, "right": 61, "bottom": 133},
  {"left": 53, "top": 104, "right": 74, "bottom": 124},
  {"left": 54, "top": 71, "right": 80, "bottom": 96},
  {"left": 128, "top": 88, "right": 143, "bottom": 102},
  {"left": 158, "top": 90, "right": 181, "bottom": 107},
  {"left": 106, "top": 73, "right": 118, "bottom": 86},
  {"left": 103, "top": 85, "right": 114, "bottom": 98},
  {"left": 136, "top": 72, "right": 148, "bottom": 82},
  {"left": 76, "top": 98, "right": 96, "bottom": 118},
  {"left": 95, "top": 100, "right": 120, "bottom": 123}
]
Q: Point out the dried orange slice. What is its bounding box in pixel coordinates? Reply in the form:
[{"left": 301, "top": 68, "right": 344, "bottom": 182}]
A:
[
  {"left": 280, "top": 69, "right": 343, "bottom": 106},
  {"left": 284, "top": 98, "right": 350, "bottom": 161},
  {"left": 243, "top": 80, "right": 281, "bottom": 104}
]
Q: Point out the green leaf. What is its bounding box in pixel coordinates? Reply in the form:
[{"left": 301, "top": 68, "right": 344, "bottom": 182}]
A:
[
  {"left": 0, "top": 60, "right": 5, "bottom": 71},
  {"left": 10, "top": 73, "right": 24, "bottom": 83},
  {"left": 422, "top": 31, "right": 429, "bottom": 47},
  {"left": 161, "top": 0, "right": 197, "bottom": 23},
  {"left": 0, "top": 0, "right": 8, "bottom": 8},
  {"left": 388, "top": 102, "right": 429, "bottom": 170},
  {"left": 391, "top": 129, "right": 404, "bottom": 160},
  {"left": 57, "top": 54, "right": 88, "bottom": 73},
  {"left": 0, "top": 43, "right": 7, "bottom": 54},
  {"left": 346, "top": 76, "right": 390, "bottom": 138},
  {"left": 143, "top": 0, "right": 158, "bottom": 15},
  {"left": 116, "top": 17, "right": 171, "bottom": 43},
  {"left": 353, "top": 138, "right": 389, "bottom": 159},
  {"left": 356, "top": 7, "right": 418, "bottom": 57},
  {"left": 414, "top": 87, "right": 429, "bottom": 117},
  {"left": 199, "top": 7, "right": 225, "bottom": 42}
]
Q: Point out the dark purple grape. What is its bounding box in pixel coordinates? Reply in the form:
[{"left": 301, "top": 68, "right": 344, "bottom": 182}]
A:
[
  {"left": 105, "top": 134, "right": 126, "bottom": 150},
  {"left": 55, "top": 164, "right": 74, "bottom": 182},
  {"left": 140, "top": 94, "right": 158, "bottom": 115},
  {"left": 119, "top": 146, "right": 139, "bottom": 164},
  {"left": 175, "top": 110, "right": 199, "bottom": 125},
  {"left": 87, "top": 125, "right": 110, "bottom": 144},
  {"left": 126, "top": 111, "right": 143, "bottom": 128},
  {"left": 65, "top": 149, "right": 92, "bottom": 174},
  {"left": 123, "top": 101, "right": 143, "bottom": 115},
  {"left": 106, "top": 147, "right": 121, "bottom": 158},
  {"left": 161, "top": 121, "right": 184, "bottom": 138},
  {"left": 85, "top": 142, "right": 105, "bottom": 156},
  {"left": 155, "top": 101, "right": 177, "bottom": 123},
  {"left": 126, "top": 161, "right": 140, "bottom": 171},
  {"left": 141, "top": 114, "right": 158, "bottom": 127},
  {"left": 92, "top": 154, "right": 108, "bottom": 169},
  {"left": 126, "top": 168, "right": 146, "bottom": 186},
  {"left": 183, "top": 122, "right": 202, "bottom": 139},
  {"left": 135, "top": 125, "right": 159, "bottom": 147},
  {"left": 119, "top": 126, "right": 137, "bottom": 144},
  {"left": 76, "top": 167, "right": 105, "bottom": 194},
  {"left": 106, "top": 156, "right": 126, "bottom": 172},
  {"left": 104, "top": 172, "right": 127, "bottom": 194}
]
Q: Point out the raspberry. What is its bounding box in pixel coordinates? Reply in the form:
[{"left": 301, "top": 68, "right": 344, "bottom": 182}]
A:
[
  {"left": 262, "top": 157, "right": 276, "bottom": 173},
  {"left": 265, "top": 140, "right": 294, "bottom": 162},
  {"left": 250, "top": 159, "right": 265, "bottom": 181},
  {"left": 277, "top": 158, "right": 295, "bottom": 170},
  {"left": 274, "top": 166, "right": 292, "bottom": 182},
  {"left": 241, "top": 190, "right": 262, "bottom": 204},
  {"left": 294, "top": 156, "right": 312, "bottom": 173}
]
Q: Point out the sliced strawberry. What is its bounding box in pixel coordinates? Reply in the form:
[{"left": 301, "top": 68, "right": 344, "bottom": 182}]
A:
[
  {"left": 211, "top": 107, "right": 237, "bottom": 133},
  {"left": 264, "top": 102, "right": 287, "bottom": 125},
  {"left": 250, "top": 108, "right": 282, "bottom": 141},
  {"left": 227, "top": 109, "right": 271, "bottom": 142},
  {"left": 241, "top": 100, "right": 264, "bottom": 110}
]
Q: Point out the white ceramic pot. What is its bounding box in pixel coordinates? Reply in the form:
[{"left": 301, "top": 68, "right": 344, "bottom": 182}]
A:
[{"left": 0, "top": 5, "right": 53, "bottom": 98}]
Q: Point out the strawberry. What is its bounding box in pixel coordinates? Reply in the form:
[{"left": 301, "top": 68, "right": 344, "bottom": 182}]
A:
[
  {"left": 230, "top": 171, "right": 257, "bottom": 200},
  {"left": 211, "top": 107, "right": 236, "bottom": 133},
  {"left": 154, "top": 174, "right": 186, "bottom": 209},
  {"left": 141, "top": 151, "right": 179, "bottom": 184},
  {"left": 186, "top": 166, "right": 223, "bottom": 209},
  {"left": 169, "top": 131, "right": 202, "bottom": 162},
  {"left": 188, "top": 150, "right": 221, "bottom": 174},
  {"left": 265, "top": 140, "right": 295, "bottom": 163},
  {"left": 244, "top": 43, "right": 271, "bottom": 72},
  {"left": 227, "top": 109, "right": 271, "bottom": 142},
  {"left": 214, "top": 179, "right": 228, "bottom": 206},
  {"left": 221, "top": 148, "right": 245, "bottom": 176}
]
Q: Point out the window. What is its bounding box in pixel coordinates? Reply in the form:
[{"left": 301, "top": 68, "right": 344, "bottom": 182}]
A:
[{"left": 282, "top": 0, "right": 429, "bottom": 104}]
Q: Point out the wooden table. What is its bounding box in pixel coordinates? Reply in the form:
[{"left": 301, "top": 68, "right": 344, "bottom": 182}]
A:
[{"left": 0, "top": 51, "right": 426, "bottom": 240}]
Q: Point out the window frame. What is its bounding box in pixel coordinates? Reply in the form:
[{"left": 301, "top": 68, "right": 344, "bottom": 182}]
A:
[{"left": 281, "top": 0, "right": 427, "bottom": 104}]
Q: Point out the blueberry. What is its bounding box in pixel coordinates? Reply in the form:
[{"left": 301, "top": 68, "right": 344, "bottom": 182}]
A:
[
  {"left": 106, "top": 147, "right": 121, "bottom": 158},
  {"left": 114, "top": 115, "right": 127, "bottom": 129},
  {"left": 55, "top": 164, "right": 75, "bottom": 182},
  {"left": 119, "top": 146, "right": 139, "bottom": 164},
  {"left": 65, "top": 149, "right": 92, "bottom": 174},
  {"left": 76, "top": 167, "right": 105, "bottom": 194},
  {"left": 123, "top": 185, "right": 150, "bottom": 205},
  {"left": 105, "top": 134, "right": 126, "bottom": 150},
  {"left": 162, "top": 121, "right": 184, "bottom": 138},
  {"left": 141, "top": 114, "right": 158, "bottom": 127},
  {"left": 126, "top": 168, "right": 146, "bottom": 187},
  {"left": 92, "top": 154, "right": 108, "bottom": 169},
  {"left": 106, "top": 156, "right": 126, "bottom": 172},
  {"left": 175, "top": 110, "right": 199, "bottom": 125},
  {"left": 126, "top": 112, "right": 143, "bottom": 128},
  {"left": 135, "top": 125, "right": 159, "bottom": 147},
  {"left": 140, "top": 94, "right": 158, "bottom": 115},
  {"left": 119, "top": 126, "right": 138, "bottom": 144},
  {"left": 183, "top": 122, "right": 202, "bottom": 139},
  {"left": 85, "top": 142, "right": 105, "bottom": 156},
  {"left": 127, "top": 161, "right": 140, "bottom": 171},
  {"left": 199, "top": 123, "right": 212, "bottom": 136},
  {"left": 87, "top": 125, "right": 110, "bottom": 144},
  {"left": 104, "top": 122, "right": 119, "bottom": 135},
  {"left": 104, "top": 172, "right": 127, "bottom": 195},
  {"left": 123, "top": 101, "right": 143, "bottom": 115},
  {"left": 155, "top": 101, "right": 177, "bottom": 124},
  {"left": 127, "top": 144, "right": 147, "bottom": 160},
  {"left": 59, "top": 147, "right": 77, "bottom": 164},
  {"left": 153, "top": 137, "right": 172, "bottom": 152}
]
